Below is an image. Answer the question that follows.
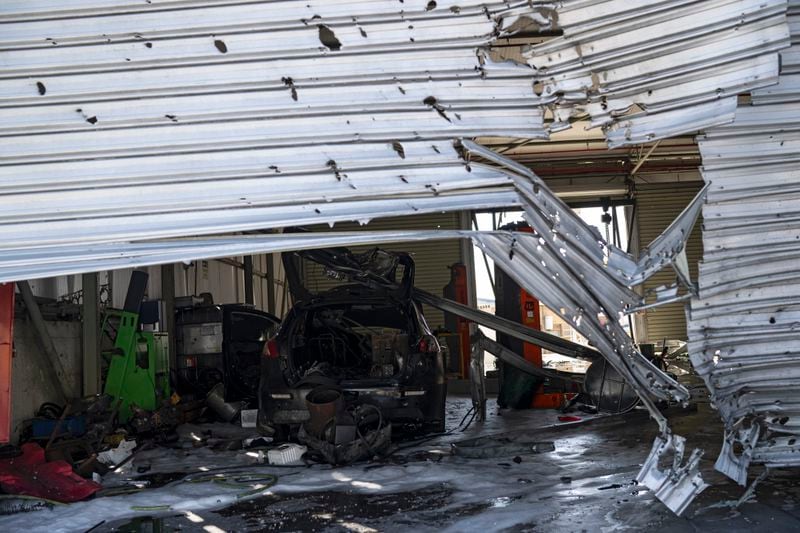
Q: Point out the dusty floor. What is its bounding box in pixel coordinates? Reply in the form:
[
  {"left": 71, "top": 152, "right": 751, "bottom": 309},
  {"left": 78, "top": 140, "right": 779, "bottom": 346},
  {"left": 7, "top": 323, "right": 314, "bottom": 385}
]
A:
[{"left": 5, "top": 395, "right": 800, "bottom": 532}]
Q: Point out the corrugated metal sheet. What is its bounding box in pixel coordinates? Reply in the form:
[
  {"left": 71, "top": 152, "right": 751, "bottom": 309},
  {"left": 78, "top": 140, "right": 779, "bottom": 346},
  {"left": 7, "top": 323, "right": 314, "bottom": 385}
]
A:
[
  {"left": 688, "top": 1, "right": 800, "bottom": 488},
  {"left": 0, "top": 230, "right": 475, "bottom": 284},
  {"left": 303, "top": 212, "right": 463, "bottom": 328},
  {"left": 524, "top": 0, "right": 790, "bottom": 147},
  {"left": 460, "top": 140, "right": 707, "bottom": 514},
  {"left": 636, "top": 183, "right": 703, "bottom": 342},
  {"left": 0, "top": 0, "right": 547, "bottom": 264},
  {"left": 0, "top": 0, "right": 788, "bottom": 283}
]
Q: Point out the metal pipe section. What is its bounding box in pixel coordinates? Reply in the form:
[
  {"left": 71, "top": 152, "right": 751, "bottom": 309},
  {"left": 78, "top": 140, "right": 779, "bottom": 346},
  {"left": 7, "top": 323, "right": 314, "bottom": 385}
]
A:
[
  {"left": 415, "top": 289, "right": 600, "bottom": 361},
  {"left": 473, "top": 331, "right": 584, "bottom": 384},
  {"left": 243, "top": 256, "right": 254, "bottom": 305}
]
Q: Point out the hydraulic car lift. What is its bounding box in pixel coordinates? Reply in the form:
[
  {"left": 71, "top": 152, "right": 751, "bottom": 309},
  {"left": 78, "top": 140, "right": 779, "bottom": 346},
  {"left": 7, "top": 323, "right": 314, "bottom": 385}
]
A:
[{"left": 102, "top": 271, "right": 170, "bottom": 423}]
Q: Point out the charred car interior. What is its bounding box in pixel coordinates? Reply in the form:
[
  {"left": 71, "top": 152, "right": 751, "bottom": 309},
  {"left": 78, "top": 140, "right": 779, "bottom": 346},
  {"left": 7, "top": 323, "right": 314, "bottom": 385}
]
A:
[{"left": 259, "top": 247, "right": 446, "bottom": 461}]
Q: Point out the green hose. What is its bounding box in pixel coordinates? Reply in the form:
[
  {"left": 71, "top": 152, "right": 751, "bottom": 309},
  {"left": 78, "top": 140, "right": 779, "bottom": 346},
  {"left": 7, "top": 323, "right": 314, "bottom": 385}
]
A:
[
  {"left": 183, "top": 472, "right": 278, "bottom": 498},
  {"left": 131, "top": 504, "right": 172, "bottom": 512}
]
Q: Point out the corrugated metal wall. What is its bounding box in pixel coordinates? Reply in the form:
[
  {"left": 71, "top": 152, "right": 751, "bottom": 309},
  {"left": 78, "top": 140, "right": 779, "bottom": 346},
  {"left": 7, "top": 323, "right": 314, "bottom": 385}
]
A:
[
  {"left": 684, "top": 1, "right": 800, "bottom": 476},
  {"left": 303, "top": 213, "right": 464, "bottom": 328},
  {"left": 636, "top": 183, "right": 704, "bottom": 342}
]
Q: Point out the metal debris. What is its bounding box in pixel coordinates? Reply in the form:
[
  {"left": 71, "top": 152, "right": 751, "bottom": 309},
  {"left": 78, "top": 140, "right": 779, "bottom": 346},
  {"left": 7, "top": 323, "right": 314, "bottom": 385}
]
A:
[
  {"left": 524, "top": 0, "right": 790, "bottom": 147},
  {"left": 636, "top": 434, "right": 708, "bottom": 516},
  {"left": 451, "top": 435, "right": 555, "bottom": 458},
  {"left": 0, "top": 0, "right": 547, "bottom": 261}
]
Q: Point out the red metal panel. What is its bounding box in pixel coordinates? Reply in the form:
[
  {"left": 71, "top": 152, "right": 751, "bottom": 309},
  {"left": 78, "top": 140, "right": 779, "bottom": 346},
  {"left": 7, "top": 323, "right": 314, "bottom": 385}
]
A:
[
  {"left": 520, "top": 290, "right": 542, "bottom": 367},
  {"left": 449, "top": 264, "right": 472, "bottom": 378},
  {"left": 514, "top": 224, "right": 543, "bottom": 368},
  {"left": 0, "top": 283, "right": 14, "bottom": 443}
]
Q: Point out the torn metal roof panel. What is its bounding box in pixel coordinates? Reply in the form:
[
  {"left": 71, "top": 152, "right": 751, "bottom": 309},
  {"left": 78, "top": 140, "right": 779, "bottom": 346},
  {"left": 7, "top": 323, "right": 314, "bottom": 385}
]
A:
[
  {"left": 0, "top": 165, "right": 515, "bottom": 223},
  {"left": 604, "top": 98, "right": 740, "bottom": 148},
  {"left": 0, "top": 0, "right": 524, "bottom": 22},
  {"left": 525, "top": 0, "right": 790, "bottom": 145},
  {"left": 0, "top": 109, "right": 543, "bottom": 160},
  {"left": 0, "top": 140, "right": 463, "bottom": 192},
  {"left": 0, "top": 189, "right": 520, "bottom": 249},
  {"left": 0, "top": 79, "right": 542, "bottom": 135},
  {"left": 0, "top": 1, "right": 547, "bottom": 251},
  {"left": 750, "top": 74, "right": 800, "bottom": 103},
  {"left": 0, "top": 231, "right": 476, "bottom": 284}
]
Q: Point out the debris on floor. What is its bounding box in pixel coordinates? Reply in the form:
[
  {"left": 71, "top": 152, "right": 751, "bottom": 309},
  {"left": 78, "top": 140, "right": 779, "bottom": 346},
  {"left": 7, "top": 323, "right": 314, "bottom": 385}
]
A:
[
  {"left": 0, "top": 398, "right": 798, "bottom": 532},
  {"left": 97, "top": 439, "right": 136, "bottom": 467},
  {"left": 266, "top": 443, "right": 307, "bottom": 466},
  {"left": 451, "top": 434, "right": 555, "bottom": 458},
  {"left": 0, "top": 443, "right": 101, "bottom": 503},
  {"left": 298, "top": 393, "right": 394, "bottom": 466}
]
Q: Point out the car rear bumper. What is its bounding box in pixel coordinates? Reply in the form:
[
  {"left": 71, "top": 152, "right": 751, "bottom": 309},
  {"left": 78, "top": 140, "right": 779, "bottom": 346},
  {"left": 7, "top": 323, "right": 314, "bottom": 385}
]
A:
[{"left": 260, "top": 386, "right": 431, "bottom": 426}]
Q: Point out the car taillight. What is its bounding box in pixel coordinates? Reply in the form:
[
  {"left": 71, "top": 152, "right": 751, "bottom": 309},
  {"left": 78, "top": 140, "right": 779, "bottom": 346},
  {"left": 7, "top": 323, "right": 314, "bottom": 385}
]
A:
[
  {"left": 418, "top": 334, "right": 439, "bottom": 353},
  {"left": 264, "top": 338, "right": 280, "bottom": 359}
]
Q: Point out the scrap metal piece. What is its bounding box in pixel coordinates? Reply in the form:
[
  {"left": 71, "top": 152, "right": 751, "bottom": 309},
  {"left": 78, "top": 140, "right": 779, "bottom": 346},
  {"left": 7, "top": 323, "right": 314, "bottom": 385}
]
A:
[
  {"left": 459, "top": 141, "right": 712, "bottom": 514},
  {"left": 637, "top": 434, "right": 708, "bottom": 516},
  {"left": 469, "top": 334, "right": 487, "bottom": 423},
  {"left": 631, "top": 187, "right": 708, "bottom": 287},
  {"left": 524, "top": 0, "right": 790, "bottom": 146},
  {"left": 452, "top": 434, "right": 555, "bottom": 458},
  {"left": 472, "top": 330, "right": 584, "bottom": 384},
  {"left": 463, "top": 139, "right": 638, "bottom": 280},
  {"left": 670, "top": 250, "right": 695, "bottom": 294},
  {"left": 416, "top": 289, "right": 600, "bottom": 360},
  {"left": 626, "top": 285, "right": 691, "bottom": 314},
  {"left": 462, "top": 139, "right": 708, "bottom": 288},
  {"left": 473, "top": 232, "right": 687, "bottom": 414},
  {"left": 715, "top": 424, "right": 761, "bottom": 487}
]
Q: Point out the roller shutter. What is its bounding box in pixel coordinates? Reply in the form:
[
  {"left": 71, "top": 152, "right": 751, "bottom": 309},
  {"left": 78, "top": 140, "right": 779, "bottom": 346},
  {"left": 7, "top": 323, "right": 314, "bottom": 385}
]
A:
[
  {"left": 302, "top": 212, "right": 464, "bottom": 329},
  {"left": 636, "top": 183, "right": 703, "bottom": 342},
  {"left": 0, "top": 1, "right": 535, "bottom": 284}
]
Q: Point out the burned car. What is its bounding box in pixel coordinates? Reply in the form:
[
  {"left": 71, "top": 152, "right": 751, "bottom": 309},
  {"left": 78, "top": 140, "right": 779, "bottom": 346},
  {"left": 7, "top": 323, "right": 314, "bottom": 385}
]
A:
[{"left": 258, "top": 247, "right": 447, "bottom": 439}]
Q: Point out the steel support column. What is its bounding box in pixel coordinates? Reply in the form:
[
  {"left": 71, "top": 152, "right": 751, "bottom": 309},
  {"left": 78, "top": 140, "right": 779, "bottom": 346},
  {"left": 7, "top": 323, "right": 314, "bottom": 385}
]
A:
[
  {"left": 266, "top": 254, "right": 276, "bottom": 315},
  {"left": 81, "top": 272, "right": 100, "bottom": 395},
  {"left": 243, "top": 256, "right": 254, "bottom": 305},
  {"left": 161, "top": 264, "right": 177, "bottom": 373},
  {"left": 0, "top": 283, "right": 14, "bottom": 443}
]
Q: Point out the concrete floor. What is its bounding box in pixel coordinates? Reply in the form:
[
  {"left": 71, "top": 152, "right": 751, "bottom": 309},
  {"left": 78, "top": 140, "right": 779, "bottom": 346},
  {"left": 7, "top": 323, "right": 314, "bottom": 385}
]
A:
[{"left": 7, "top": 395, "right": 800, "bottom": 532}]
